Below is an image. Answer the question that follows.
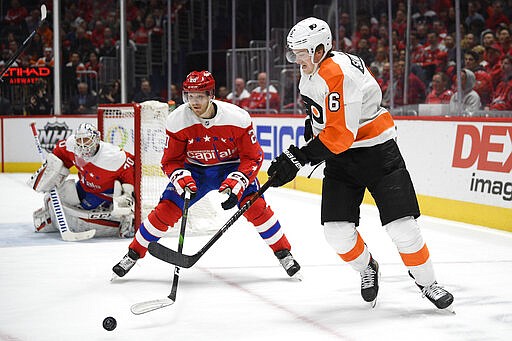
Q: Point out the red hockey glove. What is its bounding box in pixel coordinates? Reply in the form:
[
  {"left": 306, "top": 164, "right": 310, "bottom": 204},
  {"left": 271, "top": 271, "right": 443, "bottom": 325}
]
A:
[
  {"left": 267, "top": 145, "right": 307, "bottom": 187},
  {"left": 170, "top": 169, "right": 197, "bottom": 198},
  {"left": 218, "top": 171, "right": 249, "bottom": 210}
]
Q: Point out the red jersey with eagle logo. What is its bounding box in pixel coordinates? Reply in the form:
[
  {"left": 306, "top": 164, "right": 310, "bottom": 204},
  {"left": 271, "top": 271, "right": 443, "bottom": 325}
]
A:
[
  {"left": 161, "top": 99, "right": 263, "bottom": 182},
  {"left": 52, "top": 137, "right": 135, "bottom": 200}
]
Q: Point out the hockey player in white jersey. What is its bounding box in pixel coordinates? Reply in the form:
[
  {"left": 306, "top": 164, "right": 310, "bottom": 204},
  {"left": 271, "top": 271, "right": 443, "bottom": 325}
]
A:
[
  {"left": 267, "top": 17, "right": 454, "bottom": 310},
  {"left": 28, "top": 123, "right": 136, "bottom": 239}
]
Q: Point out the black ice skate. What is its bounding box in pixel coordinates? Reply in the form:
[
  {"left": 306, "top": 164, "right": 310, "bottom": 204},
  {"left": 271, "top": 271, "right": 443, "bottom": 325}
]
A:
[
  {"left": 112, "top": 249, "right": 140, "bottom": 279},
  {"left": 409, "top": 271, "right": 454, "bottom": 312},
  {"left": 360, "top": 257, "right": 380, "bottom": 307},
  {"left": 275, "top": 249, "right": 302, "bottom": 280}
]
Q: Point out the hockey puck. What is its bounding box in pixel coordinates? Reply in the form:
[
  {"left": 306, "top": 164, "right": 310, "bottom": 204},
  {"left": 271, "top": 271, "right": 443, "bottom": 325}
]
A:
[{"left": 102, "top": 316, "right": 117, "bottom": 331}]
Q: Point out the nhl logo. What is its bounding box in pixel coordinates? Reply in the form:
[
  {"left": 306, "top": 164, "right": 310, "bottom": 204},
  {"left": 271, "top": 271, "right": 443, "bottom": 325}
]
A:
[{"left": 38, "top": 122, "right": 73, "bottom": 153}]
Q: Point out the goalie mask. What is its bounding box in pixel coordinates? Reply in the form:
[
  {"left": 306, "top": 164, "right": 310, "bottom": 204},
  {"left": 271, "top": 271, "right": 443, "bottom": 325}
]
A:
[
  {"left": 286, "top": 17, "right": 332, "bottom": 65},
  {"left": 74, "top": 123, "right": 100, "bottom": 159}
]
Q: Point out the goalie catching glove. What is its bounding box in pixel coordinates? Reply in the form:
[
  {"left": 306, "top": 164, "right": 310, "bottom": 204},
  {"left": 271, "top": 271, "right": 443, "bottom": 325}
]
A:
[
  {"left": 267, "top": 145, "right": 308, "bottom": 187},
  {"left": 112, "top": 180, "right": 135, "bottom": 217},
  {"left": 27, "top": 153, "right": 70, "bottom": 192},
  {"left": 219, "top": 171, "right": 249, "bottom": 210},
  {"left": 170, "top": 168, "right": 197, "bottom": 198}
]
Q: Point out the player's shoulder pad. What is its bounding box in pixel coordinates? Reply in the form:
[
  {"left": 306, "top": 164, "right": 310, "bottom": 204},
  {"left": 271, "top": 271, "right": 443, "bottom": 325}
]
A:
[
  {"left": 165, "top": 104, "right": 198, "bottom": 133},
  {"left": 91, "top": 141, "right": 129, "bottom": 171},
  {"left": 214, "top": 100, "right": 252, "bottom": 128}
]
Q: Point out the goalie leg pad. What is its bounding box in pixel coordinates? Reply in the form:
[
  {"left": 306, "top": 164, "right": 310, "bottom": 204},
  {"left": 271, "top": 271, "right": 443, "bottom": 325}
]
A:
[
  {"left": 33, "top": 193, "right": 57, "bottom": 232},
  {"left": 385, "top": 216, "right": 435, "bottom": 286},
  {"left": 324, "top": 221, "right": 370, "bottom": 272},
  {"left": 242, "top": 196, "right": 290, "bottom": 252},
  {"left": 33, "top": 207, "right": 57, "bottom": 233}
]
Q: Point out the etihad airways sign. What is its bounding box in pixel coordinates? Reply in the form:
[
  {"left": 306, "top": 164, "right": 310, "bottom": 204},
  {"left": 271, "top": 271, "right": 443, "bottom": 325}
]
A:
[{"left": 2, "top": 67, "right": 52, "bottom": 84}]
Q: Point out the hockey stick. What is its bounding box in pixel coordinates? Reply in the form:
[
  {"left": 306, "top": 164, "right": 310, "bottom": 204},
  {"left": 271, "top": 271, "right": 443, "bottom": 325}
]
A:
[
  {"left": 147, "top": 174, "right": 276, "bottom": 268},
  {"left": 0, "top": 5, "right": 48, "bottom": 81},
  {"left": 130, "top": 190, "right": 192, "bottom": 315},
  {"left": 30, "top": 122, "right": 96, "bottom": 241}
]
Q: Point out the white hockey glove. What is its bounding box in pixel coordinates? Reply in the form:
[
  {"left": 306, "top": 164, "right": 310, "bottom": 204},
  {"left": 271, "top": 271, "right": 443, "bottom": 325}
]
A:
[
  {"left": 218, "top": 171, "right": 249, "bottom": 210},
  {"left": 112, "top": 180, "right": 134, "bottom": 217},
  {"left": 27, "top": 153, "right": 70, "bottom": 192}
]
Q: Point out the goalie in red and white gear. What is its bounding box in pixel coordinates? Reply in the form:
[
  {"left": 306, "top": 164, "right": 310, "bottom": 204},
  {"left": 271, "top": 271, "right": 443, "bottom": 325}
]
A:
[
  {"left": 28, "top": 123, "right": 136, "bottom": 239},
  {"left": 113, "top": 70, "right": 301, "bottom": 279}
]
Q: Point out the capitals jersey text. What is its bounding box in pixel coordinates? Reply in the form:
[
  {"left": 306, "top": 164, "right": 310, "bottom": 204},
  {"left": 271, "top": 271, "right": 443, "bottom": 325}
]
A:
[{"left": 161, "top": 100, "right": 263, "bottom": 182}]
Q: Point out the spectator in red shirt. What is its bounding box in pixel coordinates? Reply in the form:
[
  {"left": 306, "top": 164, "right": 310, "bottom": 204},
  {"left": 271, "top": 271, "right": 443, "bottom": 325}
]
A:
[
  {"left": 4, "top": 0, "right": 28, "bottom": 25},
  {"left": 243, "top": 72, "right": 280, "bottom": 112},
  {"left": 488, "top": 55, "right": 512, "bottom": 110},
  {"left": 485, "top": 1, "right": 510, "bottom": 31},
  {"left": 417, "top": 31, "right": 448, "bottom": 84},
  {"left": 382, "top": 60, "right": 426, "bottom": 107},
  {"left": 426, "top": 72, "right": 453, "bottom": 104},
  {"left": 496, "top": 27, "right": 512, "bottom": 55},
  {"left": 91, "top": 20, "right": 105, "bottom": 48},
  {"left": 133, "top": 15, "right": 161, "bottom": 44},
  {"left": 484, "top": 44, "right": 504, "bottom": 88}
]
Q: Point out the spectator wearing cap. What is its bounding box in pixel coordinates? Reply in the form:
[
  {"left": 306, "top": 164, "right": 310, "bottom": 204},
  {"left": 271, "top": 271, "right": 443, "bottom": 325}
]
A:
[
  {"left": 484, "top": 44, "right": 505, "bottom": 88},
  {"left": 488, "top": 55, "right": 512, "bottom": 110},
  {"left": 480, "top": 29, "right": 496, "bottom": 48}
]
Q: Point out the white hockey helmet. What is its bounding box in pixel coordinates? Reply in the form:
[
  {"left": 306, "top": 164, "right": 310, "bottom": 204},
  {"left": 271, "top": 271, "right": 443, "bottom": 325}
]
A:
[
  {"left": 74, "top": 123, "right": 100, "bottom": 159},
  {"left": 286, "top": 17, "right": 332, "bottom": 64}
]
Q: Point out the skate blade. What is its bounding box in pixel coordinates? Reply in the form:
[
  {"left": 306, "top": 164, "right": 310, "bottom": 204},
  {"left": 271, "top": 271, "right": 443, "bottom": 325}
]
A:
[
  {"left": 110, "top": 273, "right": 119, "bottom": 282},
  {"left": 370, "top": 298, "right": 378, "bottom": 308},
  {"left": 442, "top": 304, "right": 456, "bottom": 314},
  {"left": 291, "top": 271, "right": 303, "bottom": 281}
]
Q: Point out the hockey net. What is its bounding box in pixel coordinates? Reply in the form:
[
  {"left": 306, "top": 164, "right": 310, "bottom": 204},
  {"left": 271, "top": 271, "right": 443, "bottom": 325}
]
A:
[{"left": 97, "top": 101, "right": 226, "bottom": 236}]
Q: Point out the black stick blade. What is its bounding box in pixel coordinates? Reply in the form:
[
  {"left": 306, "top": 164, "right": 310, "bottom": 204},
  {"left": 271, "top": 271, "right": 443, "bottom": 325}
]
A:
[{"left": 148, "top": 242, "right": 198, "bottom": 268}]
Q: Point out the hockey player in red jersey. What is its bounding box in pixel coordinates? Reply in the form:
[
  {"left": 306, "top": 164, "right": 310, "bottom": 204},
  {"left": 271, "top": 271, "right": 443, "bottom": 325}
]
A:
[
  {"left": 113, "top": 70, "right": 301, "bottom": 279},
  {"left": 268, "top": 17, "right": 453, "bottom": 310},
  {"left": 28, "top": 123, "right": 136, "bottom": 238}
]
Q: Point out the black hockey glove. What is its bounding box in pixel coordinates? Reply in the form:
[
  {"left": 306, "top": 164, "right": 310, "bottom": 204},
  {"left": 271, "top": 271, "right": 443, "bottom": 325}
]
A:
[
  {"left": 267, "top": 145, "right": 308, "bottom": 187},
  {"left": 304, "top": 118, "right": 313, "bottom": 142}
]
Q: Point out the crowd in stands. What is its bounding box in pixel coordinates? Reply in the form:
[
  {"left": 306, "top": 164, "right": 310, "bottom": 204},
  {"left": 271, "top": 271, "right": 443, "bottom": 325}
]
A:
[{"left": 0, "top": 0, "right": 512, "bottom": 115}]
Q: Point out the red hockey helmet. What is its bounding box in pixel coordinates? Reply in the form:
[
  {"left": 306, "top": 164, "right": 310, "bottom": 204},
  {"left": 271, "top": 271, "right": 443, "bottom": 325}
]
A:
[{"left": 182, "top": 70, "right": 215, "bottom": 93}]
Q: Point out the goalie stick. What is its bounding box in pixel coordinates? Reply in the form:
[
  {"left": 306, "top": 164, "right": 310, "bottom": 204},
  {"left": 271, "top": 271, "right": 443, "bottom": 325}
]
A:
[
  {"left": 0, "top": 5, "right": 48, "bottom": 81},
  {"left": 30, "top": 122, "right": 96, "bottom": 241},
  {"left": 130, "top": 190, "right": 192, "bottom": 315},
  {"left": 147, "top": 174, "right": 276, "bottom": 268}
]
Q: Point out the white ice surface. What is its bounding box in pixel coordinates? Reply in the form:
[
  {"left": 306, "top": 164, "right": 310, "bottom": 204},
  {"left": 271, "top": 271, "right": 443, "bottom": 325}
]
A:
[{"left": 0, "top": 173, "right": 511, "bottom": 341}]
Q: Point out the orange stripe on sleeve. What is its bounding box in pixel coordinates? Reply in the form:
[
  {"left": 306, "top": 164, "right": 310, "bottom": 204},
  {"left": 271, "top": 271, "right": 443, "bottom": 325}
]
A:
[
  {"left": 355, "top": 111, "right": 395, "bottom": 141},
  {"left": 318, "top": 59, "right": 355, "bottom": 154},
  {"left": 399, "top": 243, "right": 430, "bottom": 267},
  {"left": 338, "top": 232, "right": 365, "bottom": 262}
]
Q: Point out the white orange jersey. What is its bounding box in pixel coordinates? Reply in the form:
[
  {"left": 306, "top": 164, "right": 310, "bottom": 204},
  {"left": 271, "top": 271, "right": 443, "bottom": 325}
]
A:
[
  {"left": 53, "top": 138, "right": 135, "bottom": 199},
  {"left": 300, "top": 51, "right": 396, "bottom": 157},
  {"left": 161, "top": 100, "right": 263, "bottom": 182}
]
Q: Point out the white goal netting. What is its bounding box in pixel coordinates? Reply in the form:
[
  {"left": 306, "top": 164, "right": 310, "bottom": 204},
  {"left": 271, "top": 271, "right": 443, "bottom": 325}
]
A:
[{"left": 98, "top": 101, "right": 228, "bottom": 236}]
